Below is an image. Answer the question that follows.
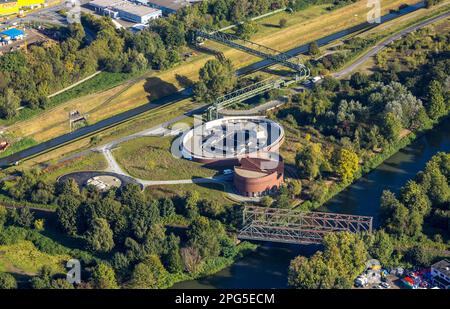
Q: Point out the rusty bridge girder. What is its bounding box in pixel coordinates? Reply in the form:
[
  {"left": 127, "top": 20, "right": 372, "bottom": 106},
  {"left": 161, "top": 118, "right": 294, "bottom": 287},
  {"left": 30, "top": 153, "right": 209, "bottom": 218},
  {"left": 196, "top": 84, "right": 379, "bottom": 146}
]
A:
[{"left": 238, "top": 206, "right": 373, "bottom": 245}]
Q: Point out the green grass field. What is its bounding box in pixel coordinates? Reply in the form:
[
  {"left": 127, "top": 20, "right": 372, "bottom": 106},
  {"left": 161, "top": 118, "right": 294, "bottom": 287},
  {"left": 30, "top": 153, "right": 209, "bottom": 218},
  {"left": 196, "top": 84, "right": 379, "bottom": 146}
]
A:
[
  {"left": 39, "top": 151, "right": 108, "bottom": 183},
  {"left": 145, "top": 182, "right": 234, "bottom": 208},
  {"left": 114, "top": 136, "right": 218, "bottom": 181}
]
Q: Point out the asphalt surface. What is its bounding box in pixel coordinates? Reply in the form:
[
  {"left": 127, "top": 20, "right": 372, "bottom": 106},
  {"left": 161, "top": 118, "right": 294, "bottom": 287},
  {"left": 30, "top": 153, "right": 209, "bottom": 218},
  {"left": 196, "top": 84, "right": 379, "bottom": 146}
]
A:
[
  {"left": 0, "top": 1, "right": 431, "bottom": 167},
  {"left": 334, "top": 9, "right": 450, "bottom": 78}
]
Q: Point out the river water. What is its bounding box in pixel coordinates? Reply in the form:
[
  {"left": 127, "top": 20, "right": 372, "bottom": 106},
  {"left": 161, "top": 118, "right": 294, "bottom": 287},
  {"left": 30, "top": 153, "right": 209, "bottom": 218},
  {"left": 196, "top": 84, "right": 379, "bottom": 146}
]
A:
[{"left": 173, "top": 119, "right": 450, "bottom": 289}]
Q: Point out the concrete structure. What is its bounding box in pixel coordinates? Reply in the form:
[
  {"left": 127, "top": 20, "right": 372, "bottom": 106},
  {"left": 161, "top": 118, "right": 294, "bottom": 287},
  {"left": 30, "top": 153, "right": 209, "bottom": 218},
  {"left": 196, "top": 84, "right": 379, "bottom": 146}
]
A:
[
  {"left": 234, "top": 156, "right": 284, "bottom": 197},
  {"left": 146, "top": 0, "right": 200, "bottom": 15},
  {"left": 180, "top": 116, "right": 285, "bottom": 197},
  {"left": 181, "top": 116, "right": 284, "bottom": 165},
  {"left": 89, "top": 0, "right": 162, "bottom": 23},
  {"left": 431, "top": 259, "right": 450, "bottom": 289}
]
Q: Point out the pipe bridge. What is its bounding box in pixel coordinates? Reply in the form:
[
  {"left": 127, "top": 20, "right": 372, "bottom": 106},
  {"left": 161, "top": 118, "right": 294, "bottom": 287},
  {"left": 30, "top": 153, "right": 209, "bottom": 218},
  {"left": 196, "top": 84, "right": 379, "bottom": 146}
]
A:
[
  {"left": 195, "top": 30, "right": 309, "bottom": 78},
  {"left": 207, "top": 78, "right": 289, "bottom": 120},
  {"left": 238, "top": 206, "right": 373, "bottom": 245}
]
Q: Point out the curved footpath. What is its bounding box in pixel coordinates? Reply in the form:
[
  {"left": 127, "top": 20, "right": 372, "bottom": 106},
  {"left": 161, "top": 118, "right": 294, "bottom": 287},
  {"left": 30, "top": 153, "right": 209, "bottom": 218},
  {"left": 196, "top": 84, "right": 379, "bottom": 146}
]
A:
[{"left": 0, "top": 1, "right": 430, "bottom": 167}]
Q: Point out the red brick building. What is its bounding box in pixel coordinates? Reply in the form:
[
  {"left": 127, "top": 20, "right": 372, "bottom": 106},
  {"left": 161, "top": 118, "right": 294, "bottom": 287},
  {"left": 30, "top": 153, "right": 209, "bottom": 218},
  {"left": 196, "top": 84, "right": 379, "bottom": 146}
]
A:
[{"left": 233, "top": 157, "right": 284, "bottom": 197}]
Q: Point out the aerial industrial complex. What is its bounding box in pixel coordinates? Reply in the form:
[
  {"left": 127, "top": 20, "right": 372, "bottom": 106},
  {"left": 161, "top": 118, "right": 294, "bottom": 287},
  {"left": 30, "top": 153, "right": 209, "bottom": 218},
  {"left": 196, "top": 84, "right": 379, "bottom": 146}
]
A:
[{"left": 0, "top": 0, "right": 448, "bottom": 295}]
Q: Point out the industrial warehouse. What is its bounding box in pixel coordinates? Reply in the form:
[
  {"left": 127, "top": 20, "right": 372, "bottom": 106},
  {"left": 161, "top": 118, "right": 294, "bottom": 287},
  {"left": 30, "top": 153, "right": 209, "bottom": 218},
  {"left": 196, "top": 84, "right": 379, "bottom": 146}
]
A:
[{"left": 89, "top": 0, "right": 162, "bottom": 24}]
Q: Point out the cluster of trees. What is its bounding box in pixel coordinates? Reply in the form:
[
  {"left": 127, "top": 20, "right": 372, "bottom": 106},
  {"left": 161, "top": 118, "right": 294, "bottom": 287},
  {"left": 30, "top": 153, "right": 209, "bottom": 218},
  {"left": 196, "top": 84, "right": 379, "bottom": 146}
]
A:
[
  {"left": 380, "top": 152, "right": 450, "bottom": 239},
  {"left": 194, "top": 58, "right": 237, "bottom": 102},
  {"left": 288, "top": 153, "right": 450, "bottom": 289},
  {"left": 2, "top": 172, "right": 239, "bottom": 288},
  {"left": 0, "top": 0, "right": 366, "bottom": 119},
  {"left": 288, "top": 232, "right": 368, "bottom": 288}
]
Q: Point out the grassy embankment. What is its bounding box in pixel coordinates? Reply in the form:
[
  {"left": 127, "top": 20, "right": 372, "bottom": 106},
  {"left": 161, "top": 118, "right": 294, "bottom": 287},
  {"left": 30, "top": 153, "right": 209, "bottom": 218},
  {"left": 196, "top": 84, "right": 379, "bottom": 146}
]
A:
[
  {"left": 113, "top": 136, "right": 217, "bottom": 180},
  {"left": 0, "top": 0, "right": 421, "bottom": 170},
  {"left": 4, "top": 0, "right": 417, "bottom": 149}
]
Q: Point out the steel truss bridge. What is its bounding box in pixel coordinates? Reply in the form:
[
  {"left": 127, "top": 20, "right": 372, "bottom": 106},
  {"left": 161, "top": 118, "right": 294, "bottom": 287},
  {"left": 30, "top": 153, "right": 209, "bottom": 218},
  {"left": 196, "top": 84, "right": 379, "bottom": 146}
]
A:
[
  {"left": 196, "top": 29, "right": 310, "bottom": 120},
  {"left": 238, "top": 206, "right": 373, "bottom": 245},
  {"left": 206, "top": 78, "right": 292, "bottom": 120},
  {"left": 195, "top": 30, "right": 309, "bottom": 78}
]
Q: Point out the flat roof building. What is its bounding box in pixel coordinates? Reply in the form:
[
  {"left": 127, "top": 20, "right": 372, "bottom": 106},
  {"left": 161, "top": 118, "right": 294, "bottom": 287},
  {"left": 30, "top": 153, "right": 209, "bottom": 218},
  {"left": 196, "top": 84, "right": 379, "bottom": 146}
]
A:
[
  {"left": 431, "top": 259, "right": 450, "bottom": 289},
  {"left": 0, "top": 28, "right": 25, "bottom": 41},
  {"left": 89, "top": 0, "right": 162, "bottom": 24},
  {"left": 146, "top": 0, "right": 201, "bottom": 15}
]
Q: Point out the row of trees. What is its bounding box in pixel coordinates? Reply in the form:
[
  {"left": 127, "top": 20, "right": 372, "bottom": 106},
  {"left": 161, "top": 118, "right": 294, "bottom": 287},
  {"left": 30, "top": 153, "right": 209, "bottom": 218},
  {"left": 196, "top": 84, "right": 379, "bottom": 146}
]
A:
[{"left": 381, "top": 152, "right": 450, "bottom": 238}]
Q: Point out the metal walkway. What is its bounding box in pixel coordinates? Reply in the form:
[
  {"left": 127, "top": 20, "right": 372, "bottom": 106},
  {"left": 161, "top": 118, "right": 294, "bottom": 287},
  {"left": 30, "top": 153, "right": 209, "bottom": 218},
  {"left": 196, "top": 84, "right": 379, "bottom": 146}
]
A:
[
  {"left": 206, "top": 78, "right": 289, "bottom": 120},
  {"left": 195, "top": 29, "right": 310, "bottom": 78},
  {"left": 238, "top": 206, "right": 373, "bottom": 245}
]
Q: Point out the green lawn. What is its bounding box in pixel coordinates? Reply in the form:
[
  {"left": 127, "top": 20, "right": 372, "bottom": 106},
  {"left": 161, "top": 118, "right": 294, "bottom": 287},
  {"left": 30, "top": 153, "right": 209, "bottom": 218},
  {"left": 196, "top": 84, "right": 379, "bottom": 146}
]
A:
[
  {"left": 145, "top": 182, "right": 234, "bottom": 208},
  {"left": 38, "top": 151, "right": 108, "bottom": 183},
  {"left": 114, "top": 136, "right": 218, "bottom": 181}
]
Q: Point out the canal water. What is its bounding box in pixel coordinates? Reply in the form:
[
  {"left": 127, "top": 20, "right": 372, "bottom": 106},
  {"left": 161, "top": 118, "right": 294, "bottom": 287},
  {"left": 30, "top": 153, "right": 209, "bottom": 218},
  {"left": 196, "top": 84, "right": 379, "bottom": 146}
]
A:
[{"left": 173, "top": 119, "right": 450, "bottom": 289}]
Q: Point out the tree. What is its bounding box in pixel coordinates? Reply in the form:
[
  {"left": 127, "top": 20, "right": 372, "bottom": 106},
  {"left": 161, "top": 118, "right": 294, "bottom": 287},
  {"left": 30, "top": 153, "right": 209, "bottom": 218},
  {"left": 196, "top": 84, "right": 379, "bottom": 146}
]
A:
[
  {"left": 427, "top": 170, "right": 450, "bottom": 205},
  {"left": 289, "top": 232, "right": 367, "bottom": 289},
  {"left": 380, "top": 190, "right": 410, "bottom": 236},
  {"left": 0, "top": 88, "right": 20, "bottom": 119},
  {"left": 0, "top": 273, "right": 17, "bottom": 289},
  {"left": 336, "top": 148, "right": 359, "bottom": 184},
  {"left": 34, "top": 219, "right": 45, "bottom": 231},
  {"left": 128, "top": 262, "right": 155, "bottom": 289},
  {"left": 368, "top": 231, "right": 394, "bottom": 266},
  {"left": 194, "top": 59, "right": 237, "bottom": 102},
  {"left": 260, "top": 195, "right": 274, "bottom": 207},
  {"left": 288, "top": 179, "right": 302, "bottom": 198},
  {"left": 400, "top": 180, "right": 431, "bottom": 216},
  {"left": 308, "top": 41, "right": 320, "bottom": 56},
  {"left": 56, "top": 194, "right": 81, "bottom": 235},
  {"left": 130, "top": 200, "right": 160, "bottom": 240},
  {"left": 180, "top": 246, "right": 202, "bottom": 274},
  {"left": 15, "top": 207, "right": 34, "bottom": 228},
  {"left": 163, "top": 233, "right": 183, "bottom": 273},
  {"left": 381, "top": 112, "right": 402, "bottom": 141},
  {"left": 187, "top": 216, "right": 225, "bottom": 259},
  {"left": 295, "top": 142, "right": 324, "bottom": 180},
  {"left": 0, "top": 206, "right": 7, "bottom": 230},
  {"left": 236, "top": 20, "right": 258, "bottom": 39},
  {"left": 86, "top": 218, "right": 115, "bottom": 253},
  {"left": 406, "top": 245, "right": 433, "bottom": 266},
  {"left": 274, "top": 185, "right": 291, "bottom": 208},
  {"left": 160, "top": 198, "right": 176, "bottom": 217},
  {"left": 349, "top": 72, "right": 368, "bottom": 89},
  {"left": 91, "top": 263, "right": 119, "bottom": 289},
  {"left": 184, "top": 191, "right": 200, "bottom": 219},
  {"left": 56, "top": 178, "right": 80, "bottom": 196},
  {"left": 279, "top": 18, "right": 288, "bottom": 28},
  {"left": 426, "top": 80, "right": 446, "bottom": 120},
  {"left": 199, "top": 200, "right": 224, "bottom": 218}
]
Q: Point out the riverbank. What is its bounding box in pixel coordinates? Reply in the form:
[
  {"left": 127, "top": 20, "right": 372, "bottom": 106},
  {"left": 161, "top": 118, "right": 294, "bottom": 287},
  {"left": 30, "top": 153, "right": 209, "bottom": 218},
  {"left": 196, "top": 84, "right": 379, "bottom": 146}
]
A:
[{"left": 174, "top": 117, "right": 450, "bottom": 289}]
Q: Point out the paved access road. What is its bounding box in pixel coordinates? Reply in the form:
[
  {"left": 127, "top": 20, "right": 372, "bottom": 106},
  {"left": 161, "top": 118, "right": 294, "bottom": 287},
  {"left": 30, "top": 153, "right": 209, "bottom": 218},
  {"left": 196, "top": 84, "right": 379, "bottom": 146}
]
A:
[
  {"left": 0, "top": 1, "right": 429, "bottom": 167},
  {"left": 334, "top": 9, "right": 450, "bottom": 78}
]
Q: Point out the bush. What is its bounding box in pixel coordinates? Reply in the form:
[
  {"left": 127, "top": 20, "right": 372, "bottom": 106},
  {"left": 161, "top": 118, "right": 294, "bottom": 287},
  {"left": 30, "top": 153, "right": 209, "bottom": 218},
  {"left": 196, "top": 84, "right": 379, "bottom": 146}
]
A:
[{"left": 0, "top": 273, "right": 17, "bottom": 289}]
